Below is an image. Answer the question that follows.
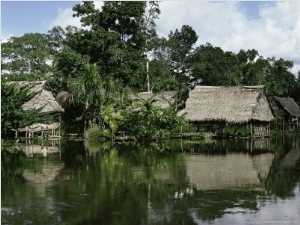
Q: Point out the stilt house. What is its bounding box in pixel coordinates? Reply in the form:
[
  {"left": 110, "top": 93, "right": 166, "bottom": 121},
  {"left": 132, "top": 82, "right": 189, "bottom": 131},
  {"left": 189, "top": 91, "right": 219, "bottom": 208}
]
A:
[{"left": 273, "top": 96, "right": 300, "bottom": 129}]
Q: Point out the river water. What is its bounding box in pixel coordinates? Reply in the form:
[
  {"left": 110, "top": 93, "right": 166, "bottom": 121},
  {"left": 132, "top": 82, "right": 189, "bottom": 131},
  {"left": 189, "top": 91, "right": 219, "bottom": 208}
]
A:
[{"left": 2, "top": 135, "right": 300, "bottom": 225}]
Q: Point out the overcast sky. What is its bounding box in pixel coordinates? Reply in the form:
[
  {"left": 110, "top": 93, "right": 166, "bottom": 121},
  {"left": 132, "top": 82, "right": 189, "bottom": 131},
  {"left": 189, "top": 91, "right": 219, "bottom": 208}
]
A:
[{"left": 1, "top": 0, "right": 300, "bottom": 75}]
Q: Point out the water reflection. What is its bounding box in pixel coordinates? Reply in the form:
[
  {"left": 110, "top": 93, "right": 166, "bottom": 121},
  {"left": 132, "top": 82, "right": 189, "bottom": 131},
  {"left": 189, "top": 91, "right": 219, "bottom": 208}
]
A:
[
  {"left": 185, "top": 153, "right": 274, "bottom": 191},
  {"left": 2, "top": 136, "right": 300, "bottom": 225},
  {"left": 17, "top": 138, "right": 61, "bottom": 158}
]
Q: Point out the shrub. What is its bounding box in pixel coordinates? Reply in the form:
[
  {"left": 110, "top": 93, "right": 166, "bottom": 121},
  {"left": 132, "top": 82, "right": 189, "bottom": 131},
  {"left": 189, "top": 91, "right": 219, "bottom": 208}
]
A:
[
  {"left": 84, "top": 125, "right": 103, "bottom": 143},
  {"left": 121, "top": 99, "right": 184, "bottom": 141}
]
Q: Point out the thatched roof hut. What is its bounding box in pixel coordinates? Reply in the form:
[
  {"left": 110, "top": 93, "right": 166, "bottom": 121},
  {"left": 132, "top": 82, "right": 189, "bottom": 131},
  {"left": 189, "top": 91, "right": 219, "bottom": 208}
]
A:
[
  {"left": 179, "top": 85, "right": 274, "bottom": 124},
  {"left": 130, "top": 91, "right": 177, "bottom": 108},
  {"left": 273, "top": 96, "right": 300, "bottom": 118},
  {"left": 8, "top": 81, "right": 64, "bottom": 113}
]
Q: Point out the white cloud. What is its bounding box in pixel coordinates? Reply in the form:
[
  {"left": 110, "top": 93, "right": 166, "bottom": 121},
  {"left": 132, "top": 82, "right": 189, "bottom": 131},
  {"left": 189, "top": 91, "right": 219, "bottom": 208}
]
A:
[
  {"left": 156, "top": 1, "right": 300, "bottom": 75},
  {"left": 94, "top": 1, "right": 104, "bottom": 10},
  {"left": 48, "top": 1, "right": 104, "bottom": 30},
  {"left": 48, "top": 7, "right": 81, "bottom": 30},
  {"left": 1, "top": 34, "right": 13, "bottom": 43}
]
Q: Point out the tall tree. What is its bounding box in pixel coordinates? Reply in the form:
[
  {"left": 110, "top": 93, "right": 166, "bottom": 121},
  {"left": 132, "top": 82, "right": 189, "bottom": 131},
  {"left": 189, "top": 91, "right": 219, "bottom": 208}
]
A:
[
  {"left": 1, "top": 33, "right": 53, "bottom": 74},
  {"left": 57, "top": 1, "right": 150, "bottom": 90},
  {"left": 185, "top": 43, "right": 240, "bottom": 87},
  {"left": 264, "top": 57, "right": 296, "bottom": 96},
  {"left": 151, "top": 25, "right": 198, "bottom": 90}
]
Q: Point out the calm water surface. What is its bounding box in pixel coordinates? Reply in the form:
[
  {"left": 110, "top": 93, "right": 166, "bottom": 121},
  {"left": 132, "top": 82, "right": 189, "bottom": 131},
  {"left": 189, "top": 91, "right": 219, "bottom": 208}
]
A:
[{"left": 2, "top": 136, "right": 300, "bottom": 225}]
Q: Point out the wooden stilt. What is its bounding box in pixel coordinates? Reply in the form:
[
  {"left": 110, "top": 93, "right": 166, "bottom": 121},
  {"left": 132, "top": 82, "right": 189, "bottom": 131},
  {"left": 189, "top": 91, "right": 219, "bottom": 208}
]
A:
[{"left": 41, "top": 126, "right": 44, "bottom": 138}]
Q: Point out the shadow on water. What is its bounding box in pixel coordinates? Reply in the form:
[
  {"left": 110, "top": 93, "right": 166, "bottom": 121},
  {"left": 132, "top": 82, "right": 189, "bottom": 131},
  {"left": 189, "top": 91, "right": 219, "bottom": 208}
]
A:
[{"left": 2, "top": 135, "right": 300, "bottom": 224}]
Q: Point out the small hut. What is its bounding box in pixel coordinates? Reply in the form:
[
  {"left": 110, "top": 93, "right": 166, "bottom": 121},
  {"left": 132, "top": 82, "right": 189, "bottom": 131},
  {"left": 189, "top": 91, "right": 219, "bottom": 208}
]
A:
[
  {"left": 129, "top": 91, "right": 177, "bottom": 108},
  {"left": 8, "top": 81, "right": 64, "bottom": 138},
  {"left": 178, "top": 85, "right": 275, "bottom": 137},
  {"left": 273, "top": 96, "right": 300, "bottom": 129}
]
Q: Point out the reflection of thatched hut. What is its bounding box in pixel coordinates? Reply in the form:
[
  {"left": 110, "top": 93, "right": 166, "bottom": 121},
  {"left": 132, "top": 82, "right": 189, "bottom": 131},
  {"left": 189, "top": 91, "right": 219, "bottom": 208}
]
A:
[
  {"left": 273, "top": 96, "right": 300, "bottom": 128},
  {"left": 130, "top": 91, "right": 177, "bottom": 108},
  {"left": 18, "top": 144, "right": 60, "bottom": 157},
  {"left": 8, "top": 81, "right": 64, "bottom": 138},
  {"left": 23, "top": 162, "right": 63, "bottom": 197},
  {"left": 185, "top": 153, "right": 274, "bottom": 190},
  {"left": 178, "top": 86, "right": 274, "bottom": 137}
]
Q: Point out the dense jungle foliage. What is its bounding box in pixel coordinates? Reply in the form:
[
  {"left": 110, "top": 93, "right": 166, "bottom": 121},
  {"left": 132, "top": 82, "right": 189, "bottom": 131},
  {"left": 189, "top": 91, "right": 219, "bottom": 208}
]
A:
[{"left": 2, "top": 1, "right": 300, "bottom": 140}]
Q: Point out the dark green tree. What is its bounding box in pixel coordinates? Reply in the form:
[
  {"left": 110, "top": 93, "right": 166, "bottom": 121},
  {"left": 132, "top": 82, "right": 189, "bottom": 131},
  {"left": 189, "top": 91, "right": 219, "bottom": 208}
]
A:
[
  {"left": 264, "top": 57, "right": 296, "bottom": 96},
  {"left": 186, "top": 43, "right": 241, "bottom": 87},
  {"left": 55, "top": 1, "right": 150, "bottom": 91}
]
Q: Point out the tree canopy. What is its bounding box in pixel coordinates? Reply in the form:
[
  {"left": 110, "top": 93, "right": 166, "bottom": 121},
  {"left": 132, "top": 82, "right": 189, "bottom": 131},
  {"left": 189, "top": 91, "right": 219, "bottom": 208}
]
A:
[{"left": 1, "top": 33, "right": 54, "bottom": 75}]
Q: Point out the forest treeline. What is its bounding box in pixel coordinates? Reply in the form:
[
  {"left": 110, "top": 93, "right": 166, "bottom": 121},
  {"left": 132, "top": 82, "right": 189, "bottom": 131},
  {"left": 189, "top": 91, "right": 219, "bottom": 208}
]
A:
[{"left": 2, "top": 1, "right": 300, "bottom": 139}]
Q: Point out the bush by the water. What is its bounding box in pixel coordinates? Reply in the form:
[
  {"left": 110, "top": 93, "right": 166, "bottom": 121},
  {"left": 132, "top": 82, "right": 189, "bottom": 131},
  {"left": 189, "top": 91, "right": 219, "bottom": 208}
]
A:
[{"left": 84, "top": 125, "right": 103, "bottom": 143}]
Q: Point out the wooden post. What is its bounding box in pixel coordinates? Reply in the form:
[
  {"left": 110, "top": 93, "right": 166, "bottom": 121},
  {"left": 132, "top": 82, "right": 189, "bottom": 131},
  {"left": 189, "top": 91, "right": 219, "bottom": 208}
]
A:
[
  {"left": 41, "top": 126, "right": 44, "bottom": 139},
  {"left": 250, "top": 122, "right": 252, "bottom": 138}
]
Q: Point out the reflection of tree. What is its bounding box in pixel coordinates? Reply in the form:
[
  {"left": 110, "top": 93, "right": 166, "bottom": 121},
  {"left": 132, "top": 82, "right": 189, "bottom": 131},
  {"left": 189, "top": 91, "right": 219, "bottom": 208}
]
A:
[
  {"left": 265, "top": 135, "right": 300, "bottom": 199},
  {"left": 1, "top": 149, "right": 27, "bottom": 180},
  {"left": 266, "top": 166, "right": 300, "bottom": 199},
  {"left": 50, "top": 143, "right": 188, "bottom": 225}
]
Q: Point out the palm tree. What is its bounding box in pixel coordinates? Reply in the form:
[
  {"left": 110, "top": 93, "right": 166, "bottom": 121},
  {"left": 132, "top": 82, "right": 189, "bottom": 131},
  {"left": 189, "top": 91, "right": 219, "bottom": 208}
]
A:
[{"left": 57, "top": 63, "right": 127, "bottom": 131}]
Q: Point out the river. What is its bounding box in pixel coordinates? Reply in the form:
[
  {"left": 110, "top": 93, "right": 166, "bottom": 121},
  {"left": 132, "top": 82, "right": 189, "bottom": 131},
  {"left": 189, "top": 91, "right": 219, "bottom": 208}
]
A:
[{"left": 1, "top": 135, "right": 300, "bottom": 224}]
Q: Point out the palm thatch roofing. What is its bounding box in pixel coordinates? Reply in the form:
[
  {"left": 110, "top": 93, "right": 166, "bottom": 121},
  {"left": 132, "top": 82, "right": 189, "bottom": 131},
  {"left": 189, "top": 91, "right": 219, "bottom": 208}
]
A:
[
  {"left": 178, "top": 85, "right": 274, "bottom": 123},
  {"left": 129, "top": 91, "right": 177, "bottom": 108},
  {"left": 273, "top": 96, "right": 300, "bottom": 117},
  {"left": 7, "top": 81, "right": 64, "bottom": 113}
]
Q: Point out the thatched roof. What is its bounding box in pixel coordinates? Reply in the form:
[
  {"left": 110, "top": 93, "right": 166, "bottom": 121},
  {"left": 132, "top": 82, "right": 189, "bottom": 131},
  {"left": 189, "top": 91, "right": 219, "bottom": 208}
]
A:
[
  {"left": 7, "top": 81, "right": 64, "bottom": 113},
  {"left": 130, "top": 91, "right": 177, "bottom": 108},
  {"left": 178, "top": 85, "right": 274, "bottom": 123},
  {"left": 273, "top": 96, "right": 300, "bottom": 117}
]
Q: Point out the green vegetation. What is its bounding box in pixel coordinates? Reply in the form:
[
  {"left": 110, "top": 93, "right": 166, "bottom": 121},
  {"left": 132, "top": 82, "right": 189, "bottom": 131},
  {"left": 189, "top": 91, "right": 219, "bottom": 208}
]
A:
[
  {"left": 120, "top": 97, "right": 185, "bottom": 141},
  {"left": 1, "top": 1, "right": 300, "bottom": 141},
  {"left": 1, "top": 82, "right": 51, "bottom": 138}
]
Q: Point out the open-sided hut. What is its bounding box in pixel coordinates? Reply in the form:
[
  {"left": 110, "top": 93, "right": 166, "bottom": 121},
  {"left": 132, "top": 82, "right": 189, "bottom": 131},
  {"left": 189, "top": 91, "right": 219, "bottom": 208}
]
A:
[
  {"left": 273, "top": 96, "right": 300, "bottom": 129},
  {"left": 178, "top": 85, "right": 275, "bottom": 137},
  {"left": 8, "top": 81, "right": 64, "bottom": 138},
  {"left": 129, "top": 91, "right": 177, "bottom": 108}
]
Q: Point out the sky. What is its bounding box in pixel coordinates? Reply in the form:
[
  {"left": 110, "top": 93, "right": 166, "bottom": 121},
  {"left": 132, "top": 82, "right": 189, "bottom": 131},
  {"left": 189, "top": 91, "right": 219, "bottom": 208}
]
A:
[{"left": 1, "top": 0, "right": 300, "bottom": 75}]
